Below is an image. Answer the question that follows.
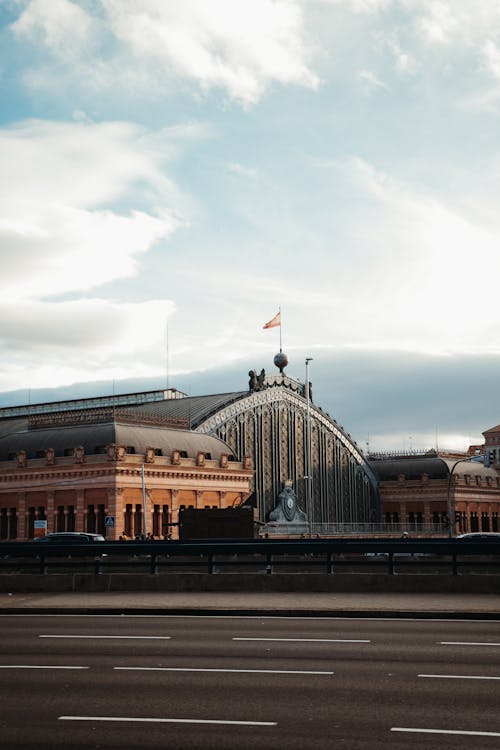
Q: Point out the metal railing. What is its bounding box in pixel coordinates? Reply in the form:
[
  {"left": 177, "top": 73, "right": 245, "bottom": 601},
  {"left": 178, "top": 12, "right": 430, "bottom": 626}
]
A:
[
  {"left": 0, "top": 537, "right": 499, "bottom": 576},
  {"left": 259, "top": 522, "right": 449, "bottom": 537}
]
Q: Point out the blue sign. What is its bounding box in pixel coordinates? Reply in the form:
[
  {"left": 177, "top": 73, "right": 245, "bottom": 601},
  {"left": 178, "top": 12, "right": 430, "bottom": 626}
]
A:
[{"left": 104, "top": 516, "right": 115, "bottom": 527}]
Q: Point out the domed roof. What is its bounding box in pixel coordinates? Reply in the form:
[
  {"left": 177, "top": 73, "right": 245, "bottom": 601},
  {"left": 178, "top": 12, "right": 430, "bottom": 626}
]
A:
[{"left": 0, "top": 420, "right": 234, "bottom": 461}]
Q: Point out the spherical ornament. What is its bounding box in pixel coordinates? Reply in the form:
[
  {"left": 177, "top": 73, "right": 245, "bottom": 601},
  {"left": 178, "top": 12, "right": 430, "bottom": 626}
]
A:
[{"left": 273, "top": 351, "right": 288, "bottom": 373}]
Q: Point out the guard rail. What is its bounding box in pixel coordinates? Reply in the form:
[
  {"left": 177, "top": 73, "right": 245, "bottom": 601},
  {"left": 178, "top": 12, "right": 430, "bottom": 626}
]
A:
[{"left": 0, "top": 537, "right": 499, "bottom": 576}]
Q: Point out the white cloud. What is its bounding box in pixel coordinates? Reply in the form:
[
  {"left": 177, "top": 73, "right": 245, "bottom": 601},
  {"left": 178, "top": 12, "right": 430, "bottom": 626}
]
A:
[
  {"left": 12, "top": 0, "right": 319, "bottom": 105},
  {"left": 0, "top": 297, "right": 177, "bottom": 391},
  {"left": 0, "top": 118, "right": 190, "bottom": 390},
  {"left": 0, "top": 119, "right": 181, "bottom": 301},
  {"left": 482, "top": 39, "right": 500, "bottom": 81},
  {"left": 12, "top": 0, "right": 96, "bottom": 60},
  {"left": 358, "top": 69, "right": 389, "bottom": 90}
]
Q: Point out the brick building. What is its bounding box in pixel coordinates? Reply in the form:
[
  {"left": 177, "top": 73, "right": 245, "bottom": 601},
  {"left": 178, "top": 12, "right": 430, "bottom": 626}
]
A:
[
  {"left": 371, "top": 453, "right": 500, "bottom": 535},
  {"left": 0, "top": 401, "right": 252, "bottom": 541}
]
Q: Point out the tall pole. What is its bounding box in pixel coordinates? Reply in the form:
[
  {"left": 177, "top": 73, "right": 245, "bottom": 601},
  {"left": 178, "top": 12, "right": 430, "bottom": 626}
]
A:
[
  {"left": 446, "top": 457, "right": 475, "bottom": 538},
  {"left": 141, "top": 464, "right": 148, "bottom": 537},
  {"left": 305, "top": 358, "right": 313, "bottom": 535}
]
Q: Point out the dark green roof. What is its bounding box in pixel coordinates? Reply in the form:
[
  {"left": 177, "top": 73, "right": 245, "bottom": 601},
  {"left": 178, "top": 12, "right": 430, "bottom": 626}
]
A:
[{"left": 0, "top": 421, "right": 234, "bottom": 461}]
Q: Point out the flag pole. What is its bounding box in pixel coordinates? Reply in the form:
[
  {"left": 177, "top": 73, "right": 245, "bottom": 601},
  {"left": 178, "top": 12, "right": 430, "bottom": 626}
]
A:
[{"left": 279, "top": 305, "right": 282, "bottom": 351}]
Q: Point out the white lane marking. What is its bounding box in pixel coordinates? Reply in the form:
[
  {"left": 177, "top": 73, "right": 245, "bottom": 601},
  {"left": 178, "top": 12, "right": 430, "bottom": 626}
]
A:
[
  {"left": 232, "top": 637, "right": 370, "bottom": 643},
  {"left": 0, "top": 665, "right": 88, "bottom": 669},
  {"left": 59, "top": 716, "right": 277, "bottom": 727},
  {"left": 392, "top": 727, "right": 500, "bottom": 737},
  {"left": 39, "top": 635, "right": 171, "bottom": 640},
  {"left": 419, "top": 673, "right": 500, "bottom": 681},
  {"left": 440, "top": 641, "right": 500, "bottom": 647},
  {"left": 114, "top": 666, "right": 333, "bottom": 675}
]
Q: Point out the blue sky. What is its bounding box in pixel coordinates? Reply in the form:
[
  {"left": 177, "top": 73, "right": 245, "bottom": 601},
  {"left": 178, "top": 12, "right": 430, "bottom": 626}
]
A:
[{"left": 1, "top": 0, "right": 500, "bottom": 452}]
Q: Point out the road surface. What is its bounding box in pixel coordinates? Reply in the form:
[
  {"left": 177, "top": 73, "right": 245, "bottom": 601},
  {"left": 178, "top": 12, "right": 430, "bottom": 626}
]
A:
[{"left": 0, "top": 614, "right": 499, "bottom": 749}]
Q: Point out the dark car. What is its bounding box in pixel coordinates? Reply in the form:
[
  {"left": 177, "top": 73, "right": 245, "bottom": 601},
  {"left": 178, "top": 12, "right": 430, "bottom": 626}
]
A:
[
  {"left": 455, "top": 533, "right": 500, "bottom": 541},
  {"left": 33, "top": 532, "right": 105, "bottom": 543}
]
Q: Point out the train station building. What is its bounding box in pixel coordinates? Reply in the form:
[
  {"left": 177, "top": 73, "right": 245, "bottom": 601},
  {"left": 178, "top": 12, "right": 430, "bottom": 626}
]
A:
[
  {"left": 0, "top": 362, "right": 379, "bottom": 540},
  {"left": 1, "top": 357, "right": 499, "bottom": 540}
]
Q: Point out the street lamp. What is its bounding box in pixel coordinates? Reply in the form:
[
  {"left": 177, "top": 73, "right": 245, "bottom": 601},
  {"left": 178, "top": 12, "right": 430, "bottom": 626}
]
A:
[
  {"left": 446, "top": 457, "right": 481, "bottom": 538},
  {"left": 141, "top": 464, "right": 148, "bottom": 537},
  {"left": 305, "top": 358, "right": 313, "bottom": 534}
]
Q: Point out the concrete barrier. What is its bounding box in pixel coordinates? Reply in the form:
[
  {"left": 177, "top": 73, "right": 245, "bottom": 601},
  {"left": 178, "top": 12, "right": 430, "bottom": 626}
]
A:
[{"left": 0, "top": 573, "right": 499, "bottom": 594}]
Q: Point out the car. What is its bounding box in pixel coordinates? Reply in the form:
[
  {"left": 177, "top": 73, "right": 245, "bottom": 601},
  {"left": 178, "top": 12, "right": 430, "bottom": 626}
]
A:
[
  {"left": 455, "top": 533, "right": 500, "bottom": 541},
  {"left": 33, "top": 532, "right": 105, "bottom": 543}
]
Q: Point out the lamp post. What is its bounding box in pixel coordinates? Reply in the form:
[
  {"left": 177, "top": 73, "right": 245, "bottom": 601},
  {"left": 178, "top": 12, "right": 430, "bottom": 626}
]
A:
[
  {"left": 141, "top": 464, "right": 148, "bottom": 537},
  {"left": 305, "top": 358, "right": 313, "bottom": 535},
  {"left": 446, "top": 457, "right": 477, "bottom": 538}
]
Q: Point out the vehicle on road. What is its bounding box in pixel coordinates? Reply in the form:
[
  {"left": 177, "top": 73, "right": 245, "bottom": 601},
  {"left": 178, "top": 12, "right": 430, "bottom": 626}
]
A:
[
  {"left": 33, "top": 532, "right": 105, "bottom": 543},
  {"left": 455, "top": 532, "right": 500, "bottom": 541}
]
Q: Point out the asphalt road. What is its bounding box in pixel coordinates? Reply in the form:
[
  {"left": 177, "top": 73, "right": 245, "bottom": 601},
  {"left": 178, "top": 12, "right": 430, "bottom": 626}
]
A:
[{"left": 1, "top": 614, "right": 500, "bottom": 749}]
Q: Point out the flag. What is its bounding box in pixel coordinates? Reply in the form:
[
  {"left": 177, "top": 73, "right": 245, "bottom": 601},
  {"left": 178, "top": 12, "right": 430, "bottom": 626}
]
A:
[{"left": 263, "top": 311, "right": 281, "bottom": 329}]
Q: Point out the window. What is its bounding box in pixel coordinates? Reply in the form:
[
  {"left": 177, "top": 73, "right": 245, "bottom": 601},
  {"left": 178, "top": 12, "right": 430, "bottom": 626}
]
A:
[
  {"left": 470, "top": 512, "right": 479, "bottom": 532},
  {"left": 481, "top": 512, "right": 490, "bottom": 532},
  {"left": 63, "top": 448, "right": 74, "bottom": 457}
]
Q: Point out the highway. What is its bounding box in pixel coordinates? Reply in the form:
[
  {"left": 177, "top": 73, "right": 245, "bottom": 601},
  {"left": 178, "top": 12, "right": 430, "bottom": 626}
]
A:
[{"left": 0, "top": 614, "right": 500, "bottom": 749}]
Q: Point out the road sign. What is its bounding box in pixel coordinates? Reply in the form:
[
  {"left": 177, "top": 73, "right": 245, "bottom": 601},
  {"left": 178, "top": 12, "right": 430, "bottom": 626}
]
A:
[
  {"left": 104, "top": 516, "right": 115, "bottom": 527},
  {"left": 33, "top": 519, "right": 47, "bottom": 538}
]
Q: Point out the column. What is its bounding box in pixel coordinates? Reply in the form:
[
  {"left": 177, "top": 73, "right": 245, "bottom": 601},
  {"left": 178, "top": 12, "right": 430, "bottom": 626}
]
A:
[
  {"left": 17, "top": 492, "right": 26, "bottom": 541},
  {"left": 75, "top": 490, "right": 85, "bottom": 532},
  {"left": 170, "top": 490, "right": 179, "bottom": 540},
  {"left": 106, "top": 488, "right": 122, "bottom": 541},
  {"left": 46, "top": 491, "right": 55, "bottom": 533}
]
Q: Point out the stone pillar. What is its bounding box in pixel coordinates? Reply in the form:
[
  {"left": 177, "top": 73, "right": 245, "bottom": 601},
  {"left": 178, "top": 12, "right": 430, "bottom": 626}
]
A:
[
  {"left": 170, "top": 490, "right": 179, "bottom": 540},
  {"left": 75, "top": 490, "right": 85, "bottom": 532},
  {"left": 400, "top": 501, "right": 407, "bottom": 528},
  {"left": 106, "top": 488, "right": 122, "bottom": 540},
  {"left": 17, "top": 492, "right": 26, "bottom": 541},
  {"left": 196, "top": 490, "right": 203, "bottom": 509},
  {"left": 46, "top": 491, "right": 55, "bottom": 533}
]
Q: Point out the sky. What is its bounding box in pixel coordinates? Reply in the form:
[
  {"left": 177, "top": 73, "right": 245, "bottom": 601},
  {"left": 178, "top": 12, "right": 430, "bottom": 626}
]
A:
[{"left": 1, "top": 0, "right": 500, "bottom": 453}]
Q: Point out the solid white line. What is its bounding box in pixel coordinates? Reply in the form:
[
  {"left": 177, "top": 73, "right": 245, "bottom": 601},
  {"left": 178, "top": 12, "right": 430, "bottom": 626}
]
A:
[
  {"left": 114, "top": 666, "right": 333, "bottom": 675},
  {"left": 59, "top": 716, "right": 277, "bottom": 727},
  {"left": 232, "top": 637, "right": 370, "bottom": 643},
  {"left": 0, "top": 665, "right": 88, "bottom": 670},
  {"left": 440, "top": 641, "right": 500, "bottom": 647},
  {"left": 39, "top": 635, "right": 171, "bottom": 640},
  {"left": 419, "top": 674, "right": 500, "bottom": 681},
  {"left": 392, "top": 727, "right": 500, "bottom": 737}
]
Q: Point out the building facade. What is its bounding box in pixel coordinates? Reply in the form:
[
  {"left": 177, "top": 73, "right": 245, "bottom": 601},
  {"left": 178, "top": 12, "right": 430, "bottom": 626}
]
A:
[
  {"left": 0, "top": 410, "right": 252, "bottom": 541},
  {"left": 372, "top": 453, "right": 500, "bottom": 535},
  {"left": 0, "top": 367, "right": 380, "bottom": 537}
]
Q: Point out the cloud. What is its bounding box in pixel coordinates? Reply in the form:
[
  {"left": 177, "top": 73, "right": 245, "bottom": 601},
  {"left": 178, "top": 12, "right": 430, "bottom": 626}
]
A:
[
  {"left": 358, "top": 69, "right": 389, "bottom": 90},
  {"left": 11, "top": 0, "right": 319, "bottom": 105},
  {"left": 0, "top": 297, "right": 176, "bottom": 391},
  {"left": 0, "top": 119, "right": 181, "bottom": 301},
  {"left": 0, "top": 117, "right": 191, "bottom": 390}
]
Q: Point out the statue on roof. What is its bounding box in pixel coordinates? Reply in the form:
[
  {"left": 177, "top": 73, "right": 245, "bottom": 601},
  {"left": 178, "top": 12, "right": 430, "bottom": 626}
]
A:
[{"left": 249, "top": 369, "right": 266, "bottom": 392}]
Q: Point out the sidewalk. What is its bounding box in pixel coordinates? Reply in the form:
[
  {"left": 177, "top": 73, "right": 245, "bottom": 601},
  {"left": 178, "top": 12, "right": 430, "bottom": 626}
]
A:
[{"left": 1, "top": 591, "right": 499, "bottom": 618}]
